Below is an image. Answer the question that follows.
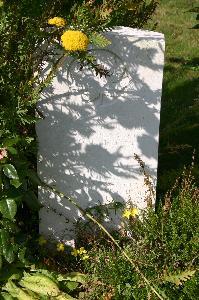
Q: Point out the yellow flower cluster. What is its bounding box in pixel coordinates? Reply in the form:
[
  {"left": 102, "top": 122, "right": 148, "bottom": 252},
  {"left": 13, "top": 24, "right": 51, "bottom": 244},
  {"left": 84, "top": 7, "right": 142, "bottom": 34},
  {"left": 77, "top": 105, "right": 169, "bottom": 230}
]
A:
[
  {"left": 57, "top": 243, "right": 65, "bottom": 252},
  {"left": 61, "top": 30, "right": 89, "bottom": 52},
  {"left": 71, "top": 247, "right": 89, "bottom": 260},
  {"left": 122, "top": 207, "right": 139, "bottom": 219},
  {"left": 48, "top": 17, "right": 66, "bottom": 27}
]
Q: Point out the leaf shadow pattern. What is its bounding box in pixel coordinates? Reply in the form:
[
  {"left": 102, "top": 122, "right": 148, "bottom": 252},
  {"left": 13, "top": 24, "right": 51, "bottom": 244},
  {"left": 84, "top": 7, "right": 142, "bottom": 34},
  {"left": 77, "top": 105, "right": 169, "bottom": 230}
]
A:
[{"left": 36, "top": 27, "right": 165, "bottom": 243}]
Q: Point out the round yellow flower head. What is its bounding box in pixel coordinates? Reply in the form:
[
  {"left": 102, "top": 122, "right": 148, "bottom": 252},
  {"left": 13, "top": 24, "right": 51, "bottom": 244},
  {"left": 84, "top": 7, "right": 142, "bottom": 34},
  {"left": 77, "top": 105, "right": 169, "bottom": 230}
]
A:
[
  {"left": 38, "top": 236, "right": 47, "bottom": 246},
  {"left": 48, "top": 17, "right": 66, "bottom": 27},
  {"left": 61, "top": 30, "right": 89, "bottom": 52},
  {"left": 57, "top": 243, "right": 65, "bottom": 252}
]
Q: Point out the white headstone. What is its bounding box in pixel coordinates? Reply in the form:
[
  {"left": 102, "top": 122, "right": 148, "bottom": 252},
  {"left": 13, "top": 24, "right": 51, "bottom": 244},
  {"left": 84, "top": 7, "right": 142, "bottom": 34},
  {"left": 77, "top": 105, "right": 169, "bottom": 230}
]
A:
[{"left": 36, "top": 27, "right": 165, "bottom": 244}]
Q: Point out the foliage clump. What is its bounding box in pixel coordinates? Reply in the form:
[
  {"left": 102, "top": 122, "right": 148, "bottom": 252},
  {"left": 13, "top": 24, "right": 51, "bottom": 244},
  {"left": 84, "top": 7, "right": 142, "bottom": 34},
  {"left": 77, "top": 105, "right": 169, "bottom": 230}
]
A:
[{"left": 82, "top": 170, "right": 199, "bottom": 299}]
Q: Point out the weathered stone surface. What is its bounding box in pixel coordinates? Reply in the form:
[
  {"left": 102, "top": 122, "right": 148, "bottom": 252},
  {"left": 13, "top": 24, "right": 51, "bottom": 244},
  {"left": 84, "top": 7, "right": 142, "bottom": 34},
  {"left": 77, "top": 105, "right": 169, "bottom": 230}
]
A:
[{"left": 36, "top": 27, "right": 165, "bottom": 244}]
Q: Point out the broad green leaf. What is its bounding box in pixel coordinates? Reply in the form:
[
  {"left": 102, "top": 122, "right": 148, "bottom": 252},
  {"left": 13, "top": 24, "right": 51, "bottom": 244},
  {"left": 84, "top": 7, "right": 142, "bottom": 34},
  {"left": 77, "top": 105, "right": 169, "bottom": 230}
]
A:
[
  {"left": 0, "top": 199, "right": 17, "bottom": 220},
  {"left": 0, "top": 292, "right": 15, "bottom": 300},
  {"left": 10, "top": 179, "right": 22, "bottom": 188},
  {"left": 3, "top": 164, "right": 19, "bottom": 180},
  {"left": 18, "top": 247, "right": 29, "bottom": 265},
  {"left": 65, "top": 281, "right": 79, "bottom": 291},
  {"left": 0, "top": 229, "right": 15, "bottom": 263},
  {"left": 7, "top": 147, "right": 18, "bottom": 155}
]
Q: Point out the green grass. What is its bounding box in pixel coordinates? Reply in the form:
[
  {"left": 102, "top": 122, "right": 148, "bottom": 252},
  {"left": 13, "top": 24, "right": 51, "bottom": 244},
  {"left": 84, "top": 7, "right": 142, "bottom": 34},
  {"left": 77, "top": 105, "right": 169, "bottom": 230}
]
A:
[{"left": 149, "top": 0, "right": 199, "bottom": 194}]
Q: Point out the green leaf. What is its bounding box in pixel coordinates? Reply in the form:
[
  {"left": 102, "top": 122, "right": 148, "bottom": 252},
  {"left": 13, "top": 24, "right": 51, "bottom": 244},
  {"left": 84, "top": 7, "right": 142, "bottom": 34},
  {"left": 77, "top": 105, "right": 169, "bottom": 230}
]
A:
[
  {"left": 27, "top": 169, "right": 42, "bottom": 186},
  {"left": 10, "top": 179, "right": 22, "bottom": 188},
  {"left": 18, "top": 247, "right": 29, "bottom": 265},
  {"left": 0, "top": 199, "right": 17, "bottom": 220},
  {"left": 163, "top": 270, "right": 196, "bottom": 286},
  {"left": 90, "top": 32, "right": 111, "bottom": 48},
  {"left": 0, "top": 292, "right": 15, "bottom": 300},
  {"left": 23, "top": 191, "right": 41, "bottom": 211},
  {"left": 3, "top": 164, "right": 19, "bottom": 180},
  {"left": 57, "top": 272, "right": 87, "bottom": 284},
  {"left": 0, "top": 229, "right": 15, "bottom": 263},
  {"left": 3, "top": 137, "right": 20, "bottom": 147},
  {"left": 7, "top": 147, "right": 18, "bottom": 155},
  {"left": 65, "top": 281, "right": 79, "bottom": 291},
  {"left": 0, "top": 219, "right": 19, "bottom": 233}
]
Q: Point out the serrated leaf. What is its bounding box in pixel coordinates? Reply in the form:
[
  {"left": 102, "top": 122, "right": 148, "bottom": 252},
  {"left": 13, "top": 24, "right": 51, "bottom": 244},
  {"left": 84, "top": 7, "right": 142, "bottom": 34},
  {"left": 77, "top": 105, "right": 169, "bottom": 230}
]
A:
[
  {"left": 163, "top": 270, "right": 196, "bottom": 286},
  {"left": 90, "top": 32, "right": 111, "bottom": 48},
  {"left": 3, "top": 164, "right": 19, "bottom": 180},
  {"left": 0, "top": 229, "right": 15, "bottom": 263},
  {"left": 0, "top": 199, "right": 17, "bottom": 220}
]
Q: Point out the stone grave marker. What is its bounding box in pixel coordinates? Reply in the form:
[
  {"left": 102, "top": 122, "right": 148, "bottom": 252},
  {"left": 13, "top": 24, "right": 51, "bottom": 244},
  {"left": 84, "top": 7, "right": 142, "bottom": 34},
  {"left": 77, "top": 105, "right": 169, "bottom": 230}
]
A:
[{"left": 36, "top": 27, "right": 165, "bottom": 244}]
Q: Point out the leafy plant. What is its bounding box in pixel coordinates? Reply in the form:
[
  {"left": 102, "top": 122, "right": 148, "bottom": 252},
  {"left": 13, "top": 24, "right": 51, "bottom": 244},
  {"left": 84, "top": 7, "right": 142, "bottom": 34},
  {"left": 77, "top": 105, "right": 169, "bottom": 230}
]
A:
[{"left": 81, "top": 169, "right": 199, "bottom": 299}]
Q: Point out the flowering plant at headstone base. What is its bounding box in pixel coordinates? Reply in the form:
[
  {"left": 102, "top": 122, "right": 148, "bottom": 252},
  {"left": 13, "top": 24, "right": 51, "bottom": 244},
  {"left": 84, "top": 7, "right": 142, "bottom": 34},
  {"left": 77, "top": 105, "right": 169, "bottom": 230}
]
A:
[{"left": 0, "top": 0, "right": 161, "bottom": 298}]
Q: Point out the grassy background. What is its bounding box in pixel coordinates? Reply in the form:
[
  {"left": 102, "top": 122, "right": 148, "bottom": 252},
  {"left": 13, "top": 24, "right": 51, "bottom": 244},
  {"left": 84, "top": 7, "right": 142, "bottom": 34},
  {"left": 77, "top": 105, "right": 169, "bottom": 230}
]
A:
[{"left": 148, "top": 0, "right": 199, "bottom": 195}]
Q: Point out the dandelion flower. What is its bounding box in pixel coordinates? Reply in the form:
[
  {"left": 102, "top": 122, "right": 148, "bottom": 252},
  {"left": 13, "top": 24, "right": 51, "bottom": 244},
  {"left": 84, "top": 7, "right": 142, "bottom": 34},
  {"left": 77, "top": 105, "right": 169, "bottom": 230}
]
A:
[
  {"left": 57, "top": 242, "right": 65, "bottom": 252},
  {"left": 48, "top": 17, "right": 66, "bottom": 27},
  {"left": 61, "top": 30, "right": 89, "bottom": 51},
  {"left": 38, "top": 235, "right": 47, "bottom": 246}
]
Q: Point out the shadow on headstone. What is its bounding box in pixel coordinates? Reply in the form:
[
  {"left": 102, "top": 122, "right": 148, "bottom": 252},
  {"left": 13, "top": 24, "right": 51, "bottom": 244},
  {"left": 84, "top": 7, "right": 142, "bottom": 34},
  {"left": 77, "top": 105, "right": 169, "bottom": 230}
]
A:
[{"left": 36, "top": 27, "right": 165, "bottom": 244}]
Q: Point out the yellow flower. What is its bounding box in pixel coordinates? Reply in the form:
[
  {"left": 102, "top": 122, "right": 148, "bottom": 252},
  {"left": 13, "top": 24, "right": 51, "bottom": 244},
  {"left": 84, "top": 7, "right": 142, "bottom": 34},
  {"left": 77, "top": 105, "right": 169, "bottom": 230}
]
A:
[
  {"left": 79, "top": 247, "right": 87, "bottom": 255},
  {"left": 57, "top": 243, "right": 65, "bottom": 252},
  {"left": 122, "top": 207, "right": 138, "bottom": 219},
  {"left": 71, "top": 248, "right": 79, "bottom": 257},
  {"left": 81, "top": 254, "right": 89, "bottom": 260},
  {"left": 61, "top": 30, "right": 89, "bottom": 52},
  {"left": 122, "top": 209, "right": 132, "bottom": 219},
  {"left": 38, "top": 236, "right": 47, "bottom": 246},
  {"left": 130, "top": 207, "right": 139, "bottom": 217},
  {"left": 48, "top": 17, "right": 66, "bottom": 27}
]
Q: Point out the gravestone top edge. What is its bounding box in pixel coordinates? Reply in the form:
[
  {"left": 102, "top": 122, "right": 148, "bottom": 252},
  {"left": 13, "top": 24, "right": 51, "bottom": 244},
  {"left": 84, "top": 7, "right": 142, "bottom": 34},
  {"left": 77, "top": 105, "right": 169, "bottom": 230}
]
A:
[{"left": 109, "top": 26, "right": 165, "bottom": 39}]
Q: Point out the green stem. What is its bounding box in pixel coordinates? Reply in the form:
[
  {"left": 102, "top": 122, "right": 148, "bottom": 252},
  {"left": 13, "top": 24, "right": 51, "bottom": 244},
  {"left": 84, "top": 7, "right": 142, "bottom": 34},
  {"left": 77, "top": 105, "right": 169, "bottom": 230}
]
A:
[{"left": 42, "top": 182, "right": 167, "bottom": 300}]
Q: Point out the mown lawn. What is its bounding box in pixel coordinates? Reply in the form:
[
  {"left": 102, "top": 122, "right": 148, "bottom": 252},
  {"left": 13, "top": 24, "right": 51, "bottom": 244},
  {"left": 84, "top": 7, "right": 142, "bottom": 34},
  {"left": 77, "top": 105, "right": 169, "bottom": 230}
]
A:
[{"left": 149, "top": 0, "right": 199, "bottom": 195}]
